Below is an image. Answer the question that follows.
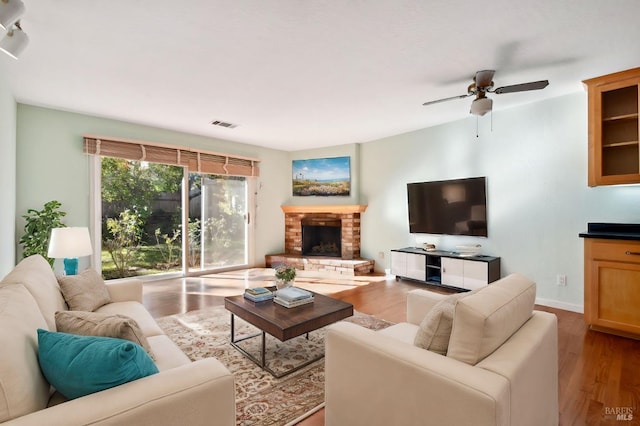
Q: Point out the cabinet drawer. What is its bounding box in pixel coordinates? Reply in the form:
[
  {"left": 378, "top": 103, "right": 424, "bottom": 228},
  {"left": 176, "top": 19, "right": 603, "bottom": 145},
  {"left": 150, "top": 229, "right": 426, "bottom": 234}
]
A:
[
  {"left": 586, "top": 239, "right": 640, "bottom": 263},
  {"left": 587, "top": 260, "right": 640, "bottom": 335}
]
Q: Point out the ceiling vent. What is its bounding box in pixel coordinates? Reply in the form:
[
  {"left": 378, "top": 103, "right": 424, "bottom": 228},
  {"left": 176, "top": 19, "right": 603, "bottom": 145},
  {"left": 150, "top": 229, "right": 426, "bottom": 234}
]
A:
[{"left": 210, "top": 119, "right": 238, "bottom": 129}]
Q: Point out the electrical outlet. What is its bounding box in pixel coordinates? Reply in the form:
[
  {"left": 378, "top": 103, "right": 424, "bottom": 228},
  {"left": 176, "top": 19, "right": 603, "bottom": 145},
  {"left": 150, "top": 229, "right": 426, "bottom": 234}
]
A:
[
  {"left": 556, "top": 274, "right": 567, "bottom": 286},
  {"left": 378, "top": 251, "right": 385, "bottom": 260}
]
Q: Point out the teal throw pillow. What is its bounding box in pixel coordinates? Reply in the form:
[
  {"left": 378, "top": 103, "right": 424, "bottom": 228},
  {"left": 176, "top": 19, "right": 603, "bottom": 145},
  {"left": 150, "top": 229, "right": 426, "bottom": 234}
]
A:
[{"left": 37, "top": 329, "right": 158, "bottom": 399}]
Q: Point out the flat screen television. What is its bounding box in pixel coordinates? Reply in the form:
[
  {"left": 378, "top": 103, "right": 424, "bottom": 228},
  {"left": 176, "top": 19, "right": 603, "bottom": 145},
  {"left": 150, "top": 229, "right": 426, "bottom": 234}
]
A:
[{"left": 407, "top": 177, "right": 488, "bottom": 237}]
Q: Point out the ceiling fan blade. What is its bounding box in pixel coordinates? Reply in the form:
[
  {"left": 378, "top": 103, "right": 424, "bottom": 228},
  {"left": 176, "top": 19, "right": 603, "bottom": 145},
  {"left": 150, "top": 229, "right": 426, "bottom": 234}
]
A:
[
  {"left": 474, "top": 70, "right": 495, "bottom": 88},
  {"left": 422, "top": 93, "right": 471, "bottom": 106},
  {"left": 493, "top": 80, "right": 549, "bottom": 94}
]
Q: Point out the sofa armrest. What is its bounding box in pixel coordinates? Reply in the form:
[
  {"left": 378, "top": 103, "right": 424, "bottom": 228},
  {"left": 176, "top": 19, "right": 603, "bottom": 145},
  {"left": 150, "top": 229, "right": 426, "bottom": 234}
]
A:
[
  {"left": 105, "top": 278, "right": 143, "bottom": 303},
  {"left": 406, "top": 289, "right": 448, "bottom": 325},
  {"left": 325, "top": 322, "right": 509, "bottom": 426},
  {"left": 476, "top": 311, "right": 559, "bottom": 426},
  {"left": 4, "top": 358, "right": 235, "bottom": 426}
]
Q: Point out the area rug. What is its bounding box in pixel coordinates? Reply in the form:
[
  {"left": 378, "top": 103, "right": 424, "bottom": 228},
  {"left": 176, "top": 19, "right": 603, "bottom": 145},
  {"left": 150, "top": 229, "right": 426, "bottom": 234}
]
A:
[{"left": 156, "top": 305, "right": 393, "bottom": 426}]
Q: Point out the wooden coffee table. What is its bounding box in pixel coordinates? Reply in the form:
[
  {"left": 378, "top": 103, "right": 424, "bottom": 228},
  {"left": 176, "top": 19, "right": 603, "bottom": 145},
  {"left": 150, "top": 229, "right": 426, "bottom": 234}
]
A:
[{"left": 224, "top": 288, "right": 353, "bottom": 377}]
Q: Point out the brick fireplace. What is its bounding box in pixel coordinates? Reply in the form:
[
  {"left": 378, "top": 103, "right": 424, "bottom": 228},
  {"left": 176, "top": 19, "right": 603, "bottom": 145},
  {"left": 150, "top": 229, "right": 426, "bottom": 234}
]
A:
[
  {"left": 282, "top": 205, "right": 366, "bottom": 259},
  {"left": 265, "top": 205, "right": 374, "bottom": 276}
]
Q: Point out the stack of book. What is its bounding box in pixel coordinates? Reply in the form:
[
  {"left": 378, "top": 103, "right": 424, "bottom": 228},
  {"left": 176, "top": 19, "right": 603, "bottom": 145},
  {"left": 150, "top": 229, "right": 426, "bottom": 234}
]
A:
[
  {"left": 243, "top": 287, "right": 274, "bottom": 302},
  {"left": 274, "top": 287, "right": 314, "bottom": 308}
]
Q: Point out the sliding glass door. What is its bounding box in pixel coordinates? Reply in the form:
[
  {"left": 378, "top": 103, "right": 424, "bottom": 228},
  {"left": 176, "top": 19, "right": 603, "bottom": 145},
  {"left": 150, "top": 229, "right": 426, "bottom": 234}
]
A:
[
  {"left": 96, "top": 157, "right": 253, "bottom": 279},
  {"left": 187, "top": 173, "right": 250, "bottom": 273}
]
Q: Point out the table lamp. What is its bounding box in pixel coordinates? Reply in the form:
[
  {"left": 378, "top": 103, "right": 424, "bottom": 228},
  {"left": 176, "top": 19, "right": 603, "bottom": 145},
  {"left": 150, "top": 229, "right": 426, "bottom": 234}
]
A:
[{"left": 47, "top": 227, "right": 93, "bottom": 275}]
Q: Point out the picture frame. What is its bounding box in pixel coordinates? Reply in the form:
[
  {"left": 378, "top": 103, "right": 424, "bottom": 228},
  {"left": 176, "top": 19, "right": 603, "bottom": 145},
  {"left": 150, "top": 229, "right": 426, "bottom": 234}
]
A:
[{"left": 292, "top": 156, "right": 350, "bottom": 196}]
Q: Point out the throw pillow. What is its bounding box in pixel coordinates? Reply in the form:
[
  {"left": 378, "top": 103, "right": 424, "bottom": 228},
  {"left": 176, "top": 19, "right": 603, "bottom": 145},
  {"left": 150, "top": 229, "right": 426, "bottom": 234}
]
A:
[
  {"left": 447, "top": 273, "right": 536, "bottom": 365},
  {"left": 37, "top": 329, "right": 158, "bottom": 400},
  {"left": 414, "top": 290, "right": 476, "bottom": 355},
  {"left": 55, "top": 311, "right": 155, "bottom": 360},
  {"left": 57, "top": 269, "right": 111, "bottom": 311}
]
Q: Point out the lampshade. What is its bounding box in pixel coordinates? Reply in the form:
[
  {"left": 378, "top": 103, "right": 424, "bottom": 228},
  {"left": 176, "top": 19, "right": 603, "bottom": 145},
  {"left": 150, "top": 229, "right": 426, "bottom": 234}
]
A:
[
  {"left": 0, "top": 23, "right": 28, "bottom": 59},
  {"left": 470, "top": 97, "right": 493, "bottom": 116},
  {"left": 47, "top": 227, "right": 93, "bottom": 259},
  {"left": 0, "top": 0, "right": 25, "bottom": 32}
]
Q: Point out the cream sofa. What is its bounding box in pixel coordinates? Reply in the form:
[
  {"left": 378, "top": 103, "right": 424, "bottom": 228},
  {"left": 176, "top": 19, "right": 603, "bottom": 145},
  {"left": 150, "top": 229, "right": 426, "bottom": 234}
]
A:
[
  {"left": 325, "top": 273, "right": 558, "bottom": 426},
  {"left": 0, "top": 255, "right": 235, "bottom": 426}
]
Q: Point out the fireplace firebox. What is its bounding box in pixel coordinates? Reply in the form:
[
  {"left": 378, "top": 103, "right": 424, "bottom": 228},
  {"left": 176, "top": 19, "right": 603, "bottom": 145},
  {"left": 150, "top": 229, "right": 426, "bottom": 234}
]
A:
[{"left": 302, "top": 224, "right": 342, "bottom": 257}]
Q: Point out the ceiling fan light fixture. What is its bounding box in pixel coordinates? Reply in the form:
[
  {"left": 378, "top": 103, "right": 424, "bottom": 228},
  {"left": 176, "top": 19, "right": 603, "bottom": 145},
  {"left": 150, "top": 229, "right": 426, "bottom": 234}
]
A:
[
  {"left": 422, "top": 70, "right": 549, "bottom": 117},
  {"left": 0, "top": 21, "right": 28, "bottom": 59},
  {"left": 470, "top": 97, "right": 493, "bottom": 116},
  {"left": 0, "top": 0, "right": 25, "bottom": 31}
]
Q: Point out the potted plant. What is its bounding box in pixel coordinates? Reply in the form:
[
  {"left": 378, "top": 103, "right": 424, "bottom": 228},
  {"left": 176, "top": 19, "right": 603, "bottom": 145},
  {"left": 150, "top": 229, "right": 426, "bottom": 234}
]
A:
[
  {"left": 274, "top": 263, "right": 296, "bottom": 290},
  {"left": 19, "top": 200, "right": 67, "bottom": 266}
]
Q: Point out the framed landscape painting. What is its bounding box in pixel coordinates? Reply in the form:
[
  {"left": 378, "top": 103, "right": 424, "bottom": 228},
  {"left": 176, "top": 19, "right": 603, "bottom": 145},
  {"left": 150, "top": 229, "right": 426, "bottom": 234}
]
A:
[{"left": 292, "top": 156, "right": 350, "bottom": 196}]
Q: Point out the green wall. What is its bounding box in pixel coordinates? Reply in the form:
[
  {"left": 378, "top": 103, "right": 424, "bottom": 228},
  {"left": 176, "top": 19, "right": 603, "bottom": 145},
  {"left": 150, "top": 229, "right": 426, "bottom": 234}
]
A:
[
  {"left": 355, "top": 93, "right": 640, "bottom": 312},
  {"left": 15, "top": 105, "right": 290, "bottom": 272},
  {"left": 13, "top": 92, "right": 640, "bottom": 312},
  {"left": 0, "top": 60, "right": 16, "bottom": 276},
  {"left": 285, "top": 92, "right": 640, "bottom": 312}
]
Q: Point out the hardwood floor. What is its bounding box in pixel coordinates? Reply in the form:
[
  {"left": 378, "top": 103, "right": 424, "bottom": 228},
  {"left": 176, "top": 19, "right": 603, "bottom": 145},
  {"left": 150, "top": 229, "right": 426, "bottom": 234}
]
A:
[{"left": 142, "top": 270, "right": 640, "bottom": 426}]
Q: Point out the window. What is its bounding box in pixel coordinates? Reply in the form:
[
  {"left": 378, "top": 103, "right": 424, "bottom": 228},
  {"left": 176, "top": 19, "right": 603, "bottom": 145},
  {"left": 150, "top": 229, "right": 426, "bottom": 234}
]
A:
[{"left": 86, "top": 136, "right": 259, "bottom": 279}]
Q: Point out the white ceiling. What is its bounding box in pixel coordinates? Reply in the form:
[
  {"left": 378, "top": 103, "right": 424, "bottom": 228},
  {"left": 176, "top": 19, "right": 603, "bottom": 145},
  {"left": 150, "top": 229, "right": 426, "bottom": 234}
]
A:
[{"left": 4, "top": 0, "right": 640, "bottom": 151}]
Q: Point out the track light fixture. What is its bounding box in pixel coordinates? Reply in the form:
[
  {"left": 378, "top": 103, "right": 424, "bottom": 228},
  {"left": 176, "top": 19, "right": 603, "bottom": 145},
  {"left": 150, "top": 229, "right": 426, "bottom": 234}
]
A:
[
  {"left": 0, "top": 20, "right": 27, "bottom": 59},
  {"left": 0, "top": 0, "right": 27, "bottom": 59},
  {"left": 0, "top": 0, "right": 25, "bottom": 31}
]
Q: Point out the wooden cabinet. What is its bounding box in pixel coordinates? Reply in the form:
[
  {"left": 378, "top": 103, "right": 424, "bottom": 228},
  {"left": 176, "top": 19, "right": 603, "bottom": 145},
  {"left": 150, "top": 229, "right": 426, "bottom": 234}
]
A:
[
  {"left": 584, "top": 238, "right": 640, "bottom": 337},
  {"left": 583, "top": 68, "right": 640, "bottom": 186},
  {"left": 391, "top": 248, "right": 500, "bottom": 291}
]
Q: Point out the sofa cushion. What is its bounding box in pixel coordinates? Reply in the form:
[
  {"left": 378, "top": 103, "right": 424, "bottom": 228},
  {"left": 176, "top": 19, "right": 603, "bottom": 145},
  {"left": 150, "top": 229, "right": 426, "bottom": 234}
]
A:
[
  {"left": 57, "top": 268, "right": 111, "bottom": 311},
  {"left": 55, "top": 310, "right": 155, "bottom": 359},
  {"left": 146, "top": 335, "right": 192, "bottom": 371},
  {"left": 413, "top": 291, "right": 472, "bottom": 355},
  {"left": 0, "top": 254, "right": 66, "bottom": 330},
  {"left": 95, "top": 301, "right": 165, "bottom": 337},
  {"left": 37, "top": 329, "right": 159, "bottom": 400},
  {"left": 0, "top": 285, "right": 51, "bottom": 422},
  {"left": 447, "top": 273, "right": 536, "bottom": 365}
]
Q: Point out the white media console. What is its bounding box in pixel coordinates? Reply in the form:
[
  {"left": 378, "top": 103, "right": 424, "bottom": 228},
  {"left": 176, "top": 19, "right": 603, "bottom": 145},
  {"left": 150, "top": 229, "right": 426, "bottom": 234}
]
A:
[{"left": 390, "top": 247, "right": 501, "bottom": 291}]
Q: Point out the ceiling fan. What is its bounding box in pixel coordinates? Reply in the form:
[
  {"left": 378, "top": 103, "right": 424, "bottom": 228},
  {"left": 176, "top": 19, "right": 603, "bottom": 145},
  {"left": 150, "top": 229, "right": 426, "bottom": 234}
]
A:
[{"left": 422, "top": 70, "right": 549, "bottom": 116}]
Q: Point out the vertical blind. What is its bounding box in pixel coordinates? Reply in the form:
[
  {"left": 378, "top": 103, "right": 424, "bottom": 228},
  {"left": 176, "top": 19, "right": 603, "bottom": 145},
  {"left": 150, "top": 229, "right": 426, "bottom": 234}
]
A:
[{"left": 83, "top": 135, "right": 260, "bottom": 177}]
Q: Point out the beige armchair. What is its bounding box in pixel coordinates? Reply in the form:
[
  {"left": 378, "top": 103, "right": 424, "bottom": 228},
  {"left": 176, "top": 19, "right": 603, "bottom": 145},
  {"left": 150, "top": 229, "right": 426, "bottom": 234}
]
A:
[{"left": 325, "top": 273, "right": 558, "bottom": 426}]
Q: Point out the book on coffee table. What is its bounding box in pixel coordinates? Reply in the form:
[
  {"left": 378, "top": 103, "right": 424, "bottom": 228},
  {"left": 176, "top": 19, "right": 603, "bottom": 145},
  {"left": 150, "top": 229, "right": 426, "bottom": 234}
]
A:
[
  {"left": 275, "top": 287, "right": 313, "bottom": 302},
  {"left": 274, "top": 296, "right": 314, "bottom": 308},
  {"left": 245, "top": 287, "right": 272, "bottom": 296},
  {"left": 244, "top": 288, "right": 274, "bottom": 302}
]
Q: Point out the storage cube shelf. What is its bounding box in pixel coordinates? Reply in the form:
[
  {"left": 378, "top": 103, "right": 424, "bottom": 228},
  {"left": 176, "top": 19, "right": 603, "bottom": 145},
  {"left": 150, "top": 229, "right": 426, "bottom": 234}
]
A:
[{"left": 390, "top": 247, "right": 500, "bottom": 291}]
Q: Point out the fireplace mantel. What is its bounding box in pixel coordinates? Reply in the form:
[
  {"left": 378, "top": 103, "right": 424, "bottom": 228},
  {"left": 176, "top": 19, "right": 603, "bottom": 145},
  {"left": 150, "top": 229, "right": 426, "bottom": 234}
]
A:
[{"left": 281, "top": 205, "right": 367, "bottom": 214}]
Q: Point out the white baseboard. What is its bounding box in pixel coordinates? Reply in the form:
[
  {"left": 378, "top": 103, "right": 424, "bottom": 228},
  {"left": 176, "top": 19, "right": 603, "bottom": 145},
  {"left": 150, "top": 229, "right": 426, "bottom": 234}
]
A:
[{"left": 535, "top": 297, "right": 583, "bottom": 314}]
